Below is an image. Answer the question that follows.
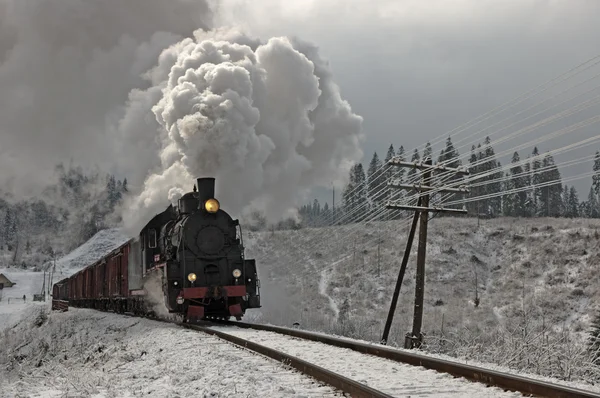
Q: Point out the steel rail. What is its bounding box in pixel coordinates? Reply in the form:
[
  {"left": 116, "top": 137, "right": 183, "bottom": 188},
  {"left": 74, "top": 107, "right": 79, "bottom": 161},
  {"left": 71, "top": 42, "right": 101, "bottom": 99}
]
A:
[
  {"left": 209, "top": 320, "right": 600, "bottom": 398},
  {"left": 182, "top": 323, "right": 393, "bottom": 398}
]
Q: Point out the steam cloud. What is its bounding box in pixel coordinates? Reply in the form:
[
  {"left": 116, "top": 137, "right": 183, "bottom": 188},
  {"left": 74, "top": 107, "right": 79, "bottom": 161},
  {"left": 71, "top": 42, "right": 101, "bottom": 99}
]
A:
[
  {"left": 0, "top": 0, "right": 364, "bottom": 232},
  {"left": 142, "top": 271, "right": 171, "bottom": 319},
  {"left": 0, "top": 0, "right": 212, "bottom": 197},
  {"left": 122, "top": 28, "right": 364, "bottom": 233}
]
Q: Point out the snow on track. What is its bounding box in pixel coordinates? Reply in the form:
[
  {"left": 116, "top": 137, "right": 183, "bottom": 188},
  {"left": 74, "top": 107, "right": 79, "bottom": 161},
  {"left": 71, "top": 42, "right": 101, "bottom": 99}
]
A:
[
  {"left": 210, "top": 326, "right": 525, "bottom": 397},
  {"left": 0, "top": 306, "right": 342, "bottom": 397}
]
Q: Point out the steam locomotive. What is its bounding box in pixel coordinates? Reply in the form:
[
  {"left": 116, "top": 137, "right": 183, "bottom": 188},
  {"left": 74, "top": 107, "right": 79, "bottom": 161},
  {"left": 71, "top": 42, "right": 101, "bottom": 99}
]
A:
[{"left": 52, "top": 177, "right": 261, "bottom": 322}]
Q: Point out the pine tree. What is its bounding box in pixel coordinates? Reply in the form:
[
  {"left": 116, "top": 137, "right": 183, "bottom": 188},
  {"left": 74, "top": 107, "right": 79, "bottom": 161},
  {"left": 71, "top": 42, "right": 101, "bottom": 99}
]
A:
[
  {"left": 437, "top": 137, "right": 463, "bottom": 210},
  {"left": 588, "top": 187, "right": 599, "bottom": 218},
  {"left": 568, "top": 186, "right": 579, "bottom": 218},
  {"left": 467, "top": 145, "right": 480, "bottom": 215},
  {"left": 322, "top": 202, "right": 330, "bottom": 225},
  {"left": 423, "top": 142, "right": 433, "bottom": 161},
  {"left": 531, "top": 147, "right": 542, "bottom": 216},
  {"left": 122, "top": 178, "right": 129, "bottom": 193},
  {"left": 354, "top": 163, "right": 367, "bottom": 214},
  {"left": 407, "top": 148, "right": 421, "bottom": 182},
  {"left": 593, "top": 151, "right": 600, "bottom": 196},
  {"left": 562, "top": 185, "right": 570, "bottom": 217},
  {"left": 539, "top": 153, "right": 562, "bottom": 217},
  {"left": 312, "top": 199, "right": 321, "bottom": 218},
  {"left": 383, "top": 144, "right": 395, "bottom": 203},
  {"left": 342, "top": 163, "right": 367, "bottom": 222},
  {"left": 396, "top": 145, "right": 406, "bottom": 184},
  {"left": 367, "top": 152, "right": 384, "bottom": 205},
  {"left": 504, "top": 152, "right": 527, "bottom": 217},
  {"left": 106, "top": 175, "right": 117, "bottom": 209},
  {"left": 477, "top": 137, "right": 502, "bottom": 216}
]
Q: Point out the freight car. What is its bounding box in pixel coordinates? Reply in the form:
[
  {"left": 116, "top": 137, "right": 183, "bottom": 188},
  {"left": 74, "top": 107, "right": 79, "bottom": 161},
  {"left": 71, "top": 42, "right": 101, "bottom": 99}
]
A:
[{"left": 52, "top": 177, "right": 261, "bottom": 322}]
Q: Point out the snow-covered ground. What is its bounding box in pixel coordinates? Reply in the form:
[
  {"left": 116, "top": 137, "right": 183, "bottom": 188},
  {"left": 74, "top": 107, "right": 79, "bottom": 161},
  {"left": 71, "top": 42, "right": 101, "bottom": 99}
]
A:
[
  {"left": 0, "top": 305, "right": 342, "bottom": 397},
  {"left": 211, "top": 326, "right": 523, "bottom": 397},
  {"left": 244, "top": 217, "right": 600, "bottom": 385},
  {"left": 3, "top": 217, "right": 600, "bottom": 394}
]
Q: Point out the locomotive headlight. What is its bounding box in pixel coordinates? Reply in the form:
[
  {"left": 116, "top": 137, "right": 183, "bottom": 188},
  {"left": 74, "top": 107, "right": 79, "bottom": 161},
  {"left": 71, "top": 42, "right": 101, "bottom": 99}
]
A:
[
  {"left": 204, "top": 198, "right": 220, "bottom": 213},
  {"left": 232, "top": 269, "right": 242, "bottom": 278},
  {"left": 187, "top": 273, "right": 197, "bottom": 282}
]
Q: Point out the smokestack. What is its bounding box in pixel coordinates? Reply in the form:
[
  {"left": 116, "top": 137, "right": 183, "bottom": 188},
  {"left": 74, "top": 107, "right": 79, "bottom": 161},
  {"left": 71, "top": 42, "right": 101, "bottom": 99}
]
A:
[{"left": 196, "top": 177, "right": 215, "bottom": 203}]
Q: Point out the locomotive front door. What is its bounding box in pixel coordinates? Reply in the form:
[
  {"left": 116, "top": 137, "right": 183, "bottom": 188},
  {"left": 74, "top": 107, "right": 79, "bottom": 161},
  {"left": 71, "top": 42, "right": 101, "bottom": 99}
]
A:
[{"left": 204, "top": 264, "right": 220, "bottom": 286}]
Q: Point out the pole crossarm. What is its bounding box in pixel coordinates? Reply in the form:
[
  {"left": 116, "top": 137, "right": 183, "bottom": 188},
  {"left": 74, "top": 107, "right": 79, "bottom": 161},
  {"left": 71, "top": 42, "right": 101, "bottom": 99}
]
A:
[
  {"left": 388, "top": 158, "right": 470, "bottom": 175},
  {"left": 388, "top": 181, "right": 470, "bottom": 194},
  {"left": 385, "top": 202, "right": 468, "bottom": 213}
]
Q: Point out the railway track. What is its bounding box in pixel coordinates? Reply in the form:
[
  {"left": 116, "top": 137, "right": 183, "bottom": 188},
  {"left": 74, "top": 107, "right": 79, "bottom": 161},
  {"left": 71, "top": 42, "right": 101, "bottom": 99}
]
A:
[
  {"left": 194, "top": 319, "right": 600, "bottom": 398},
  {"left": 88, "top": 309, "right": 600, "bottom": 397}
]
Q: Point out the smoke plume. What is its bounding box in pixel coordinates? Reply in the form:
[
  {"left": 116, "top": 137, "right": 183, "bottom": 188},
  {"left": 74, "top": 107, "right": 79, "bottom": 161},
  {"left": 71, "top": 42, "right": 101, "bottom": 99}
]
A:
[
  {"left": 0, "top": 0, "right": 364, "bottom": 232},
  {"left": 122, "top": 28, "right": 364, "bottom": 233},
  {"left": 0, "top": 0, "right": 212, "bottom": 197}
]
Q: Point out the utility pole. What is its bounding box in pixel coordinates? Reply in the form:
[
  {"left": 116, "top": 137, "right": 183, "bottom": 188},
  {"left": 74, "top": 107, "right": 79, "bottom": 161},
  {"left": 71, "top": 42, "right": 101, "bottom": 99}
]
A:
[
  {"left": 411, "top": 158, "right": 432, "bottom": 346},
  {"left": 381, "top": 156, "right": 469, "bottom": 348}
]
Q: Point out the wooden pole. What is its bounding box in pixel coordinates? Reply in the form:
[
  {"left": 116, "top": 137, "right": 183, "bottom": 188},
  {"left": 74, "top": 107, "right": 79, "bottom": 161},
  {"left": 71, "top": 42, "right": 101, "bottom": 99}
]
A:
[
  {"left": 381, "top": 196, "right": 421, "bottom": 344},
  {"left": 410, "top": 157, "right": 432, "bottom": 348}
]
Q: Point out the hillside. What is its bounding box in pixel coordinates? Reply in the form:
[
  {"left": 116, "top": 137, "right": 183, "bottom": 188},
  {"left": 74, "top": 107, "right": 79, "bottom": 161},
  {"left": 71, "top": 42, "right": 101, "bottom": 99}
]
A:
[{"left": 243, "top": 216, "right": 600, "bottom": 383}]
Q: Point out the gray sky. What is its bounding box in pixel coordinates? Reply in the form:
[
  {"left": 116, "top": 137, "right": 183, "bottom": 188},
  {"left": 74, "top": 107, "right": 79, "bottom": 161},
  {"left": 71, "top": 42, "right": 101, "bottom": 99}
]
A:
[
  {"left": 1, "top": 0, "right": 599, "bottom": 211},
  {"left": 216, "top": 0, "right": 600, "bottom": 204}
]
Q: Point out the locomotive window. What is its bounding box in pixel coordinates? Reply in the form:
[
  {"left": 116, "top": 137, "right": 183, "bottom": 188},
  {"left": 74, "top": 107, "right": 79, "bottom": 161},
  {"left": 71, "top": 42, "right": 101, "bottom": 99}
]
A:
[{"left": 148, "top": 229, "right": 157, "bottom": 248}]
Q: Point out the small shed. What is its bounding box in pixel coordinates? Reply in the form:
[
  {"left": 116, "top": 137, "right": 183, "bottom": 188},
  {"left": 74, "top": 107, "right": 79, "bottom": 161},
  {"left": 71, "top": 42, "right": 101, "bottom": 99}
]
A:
[{"left": 0, "top": 273, "right": 16, "bottom": 289}]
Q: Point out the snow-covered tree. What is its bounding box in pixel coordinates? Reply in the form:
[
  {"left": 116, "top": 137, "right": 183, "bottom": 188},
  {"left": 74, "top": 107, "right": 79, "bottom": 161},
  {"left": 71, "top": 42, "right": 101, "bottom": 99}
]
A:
[
  {"left": 587, "top": 187, "right": 599, "bottom": 218},
  {"left": 531, "top": 147, "right": 543, "bottom": 215},
  {"left": 593, "top": 151, "right": 600, "bottom": 196},
  {"left": 437, "top": 137, "right": 463, "bottom": 210},
  {"left": 423, "top": 142, "right": 433, "bottom": 161},
  {"left": 367, "top": 152, "right": 385, "bottom": 205},
  {"left": 568, "top": 186, "right": 579, "bottom": 218},
  {"left": 407, "top": 148, "right": 421, "bottom": 181},
  {"left": 504, "top": 151, "right": 527, "bottom": 217},
  {"left": 539, "top": 153, "right": 562, "bottom": 217}
]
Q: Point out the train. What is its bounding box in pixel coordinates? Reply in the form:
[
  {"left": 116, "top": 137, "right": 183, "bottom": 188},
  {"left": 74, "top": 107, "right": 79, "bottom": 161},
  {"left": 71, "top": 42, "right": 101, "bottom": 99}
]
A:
[{"left": 51, "top": 177, "right": 261, "bottom": 322}]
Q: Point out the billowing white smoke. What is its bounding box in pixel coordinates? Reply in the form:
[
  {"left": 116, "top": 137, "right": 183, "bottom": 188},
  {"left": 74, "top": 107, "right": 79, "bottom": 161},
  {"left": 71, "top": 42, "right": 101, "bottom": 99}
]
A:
[
  {"left": 122, "top": 29, "right": 364, "bottom": 233},
  {"left": 0, "top": 0, "right": 212, "bottom": 197}
]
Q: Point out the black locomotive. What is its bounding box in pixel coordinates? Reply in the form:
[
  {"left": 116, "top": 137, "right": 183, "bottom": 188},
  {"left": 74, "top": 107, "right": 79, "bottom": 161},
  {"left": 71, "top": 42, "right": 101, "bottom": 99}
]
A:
[{"left": 141, "top": 177, "right": 261, "bottom": 321}]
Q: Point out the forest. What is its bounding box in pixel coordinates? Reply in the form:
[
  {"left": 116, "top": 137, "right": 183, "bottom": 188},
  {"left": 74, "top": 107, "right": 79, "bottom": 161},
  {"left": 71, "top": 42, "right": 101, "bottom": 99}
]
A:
[{"left": 298, "top": 136, "right": 600, "bottom": 227}]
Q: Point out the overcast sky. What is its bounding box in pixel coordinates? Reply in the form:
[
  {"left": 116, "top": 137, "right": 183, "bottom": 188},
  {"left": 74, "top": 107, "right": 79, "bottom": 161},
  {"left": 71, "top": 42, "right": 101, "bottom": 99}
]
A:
[
  {"left": 216, "top": 0, "right": 600, "bottom": 203},
  {"left": 1, "top": 0, "right": 599, "bottom": 209}
]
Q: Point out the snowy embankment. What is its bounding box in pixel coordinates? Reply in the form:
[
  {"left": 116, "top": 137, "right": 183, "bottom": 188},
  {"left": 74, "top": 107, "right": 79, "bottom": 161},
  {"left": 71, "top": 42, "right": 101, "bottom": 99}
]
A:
[{"left": 0, "top": 306, "right": 341, "bottom": 397}]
